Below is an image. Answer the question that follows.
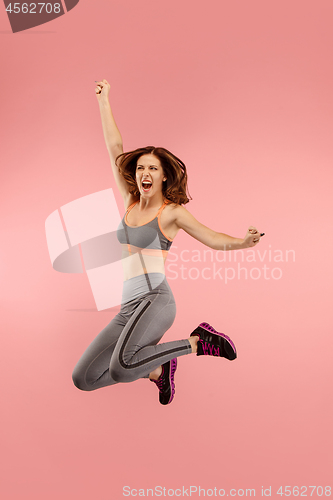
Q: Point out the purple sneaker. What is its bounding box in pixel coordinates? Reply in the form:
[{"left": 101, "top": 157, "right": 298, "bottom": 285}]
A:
[
  {"left": 150, "top": 359, "right": 177, "bottom": 405},
  {"left": 190, "top": 322, "right": 237, "bottom": 360}
]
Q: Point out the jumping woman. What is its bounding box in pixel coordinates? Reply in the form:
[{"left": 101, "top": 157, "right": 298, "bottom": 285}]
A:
[{"left": 72, "top": 79, "right": 264, "bottom": 405}]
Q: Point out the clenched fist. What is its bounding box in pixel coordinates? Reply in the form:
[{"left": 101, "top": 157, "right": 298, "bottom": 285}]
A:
[
  {"left": 95, "top": 79, "right": 110, "bottom": 101},
  {"left": 242, "top": 226, "right": 265, "bottom": 248}
]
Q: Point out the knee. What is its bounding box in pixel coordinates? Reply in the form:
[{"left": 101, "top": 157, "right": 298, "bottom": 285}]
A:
[
  {"left": 72, "top": 368, "right": 91, "bottom": 391},
  {"left": 109, "top": 366, "right": 123, "bottom": 383},
  {"left": 110, "top": 366, "right": 136, "bottom": 384}
]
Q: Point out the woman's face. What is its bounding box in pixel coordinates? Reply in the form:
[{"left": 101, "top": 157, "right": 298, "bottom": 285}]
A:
[{"left": 135, "top": 154, "right": 167, "bottom": 197}]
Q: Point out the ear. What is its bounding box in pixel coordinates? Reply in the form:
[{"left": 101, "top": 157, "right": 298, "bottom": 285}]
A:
[{"left": 163, "top": 177, "right": 167, "bottom": 182}]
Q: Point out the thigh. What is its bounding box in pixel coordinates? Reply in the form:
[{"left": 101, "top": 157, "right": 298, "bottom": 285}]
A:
[
  {"left": 114, "top": 287, "right": 177, "bottom": 362},
  {"left": 109, "top": 288, "right": 186, "bottom": 383}
]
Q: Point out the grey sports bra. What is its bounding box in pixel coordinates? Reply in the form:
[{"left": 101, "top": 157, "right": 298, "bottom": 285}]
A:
[{"left": 117, "top": 200, "right": 173, "bottom": 255}]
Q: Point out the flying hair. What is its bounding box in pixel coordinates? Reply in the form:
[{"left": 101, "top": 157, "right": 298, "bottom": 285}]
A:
[{"left": 115, "top": 146, "right": 192, "bottom": 205}]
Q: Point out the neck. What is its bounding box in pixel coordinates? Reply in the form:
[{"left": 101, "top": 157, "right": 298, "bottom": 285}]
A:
[{"left": 138, "top": 193, "right": 164, "bottom": 210}]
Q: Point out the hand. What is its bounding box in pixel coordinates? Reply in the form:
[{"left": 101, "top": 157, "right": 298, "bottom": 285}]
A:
[
  {"left": 95, "top": 79, "right": 110, "bottom": 101},
  {"left": 242, "top": 226, "right": 264, "bottom": 248}
]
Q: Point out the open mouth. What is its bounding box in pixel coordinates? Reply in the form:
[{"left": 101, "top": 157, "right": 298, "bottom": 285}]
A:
[{"left": 142, "top": 181, "right": 152, "bottom": 192}]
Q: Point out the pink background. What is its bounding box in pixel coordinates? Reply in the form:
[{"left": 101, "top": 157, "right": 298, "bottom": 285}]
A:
[{"left": 1, "top": 1, "right": 332, "bottom": 498}]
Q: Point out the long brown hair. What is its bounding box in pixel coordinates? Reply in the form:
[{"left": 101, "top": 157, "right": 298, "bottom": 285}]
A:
[{"left": 115, "top": 146, "right": 192, "bottom": 205}]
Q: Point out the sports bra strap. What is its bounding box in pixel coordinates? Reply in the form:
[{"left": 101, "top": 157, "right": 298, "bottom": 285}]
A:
[
  {"left": 157, "top": 200, "right": 169, "bottom": 215},
  {"left": 126, "top": 199, "right": 168, "bottom": 216},
  {"left": 125, "top": 201, "right": 139, "bottom": 215}
]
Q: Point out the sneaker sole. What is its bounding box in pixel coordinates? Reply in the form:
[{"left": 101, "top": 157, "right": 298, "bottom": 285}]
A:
[{"left": 161, "top": 358, "right": 177, "bottom": 405}]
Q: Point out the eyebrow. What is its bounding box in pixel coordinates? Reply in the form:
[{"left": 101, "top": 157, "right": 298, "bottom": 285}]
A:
[{"left": 137, "top": 164, "right": 159, "bottom": 167}]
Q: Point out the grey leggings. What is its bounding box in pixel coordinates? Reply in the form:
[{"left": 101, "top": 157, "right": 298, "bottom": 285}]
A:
[{"left": 72, "top": 276, "right": 192, "bottom": 390}]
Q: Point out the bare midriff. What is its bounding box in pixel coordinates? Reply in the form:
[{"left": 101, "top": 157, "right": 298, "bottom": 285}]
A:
[{"left": 120, "top": 245, "right": 168, "bottom": 281}]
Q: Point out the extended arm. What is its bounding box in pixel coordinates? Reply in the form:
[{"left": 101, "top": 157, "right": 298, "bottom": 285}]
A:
[
  {"left": 95, "top": 80, "right": 130, "bottom": 203},
  {"left": 174, "top": 205, "right": 263, "bottom": 250}
]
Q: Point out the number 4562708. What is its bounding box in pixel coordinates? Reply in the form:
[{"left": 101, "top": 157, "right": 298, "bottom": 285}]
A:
[
  {"left": 277, "top": 486, "right": 331, "bottom": 496},
  {"left": 6, "top": 3, "right": 61, "bottom": 14}
]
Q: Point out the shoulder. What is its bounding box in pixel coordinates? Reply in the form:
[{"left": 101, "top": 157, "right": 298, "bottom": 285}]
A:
[
  {"left": 158, "top": 201, "right": 185, "bottom": 241},
  {"left": 162, "top": 201, "right": 186, "bottom": 220},
  {"left": 168, "top": 203, "right": 192, "bottom": 226},
  {"left": 161, "top": 201, "right": 196, "bottom": 230},
  {"left": 162, "top": 200, "right": 218, "bottom": 249}
]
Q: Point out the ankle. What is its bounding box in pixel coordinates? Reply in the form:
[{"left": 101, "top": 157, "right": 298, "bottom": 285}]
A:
[
  {"left": 188, "top": 335, "right": 199, "bottom": 354},
  {"left": 149, "top": 365, "right": 163, "bottom": 380}
]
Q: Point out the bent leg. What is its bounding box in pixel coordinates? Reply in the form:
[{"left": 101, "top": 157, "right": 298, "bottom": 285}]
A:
[
  {"left": 110, "top": 288, "right": 192, "bottom": 383},
  {"left": 72, "top": 312, "right": 127, "bottom": 391}
]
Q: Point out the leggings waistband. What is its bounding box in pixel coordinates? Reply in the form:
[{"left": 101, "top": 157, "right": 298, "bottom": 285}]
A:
[{"left": 121, "top": 273, "right": 170, "bottom": 305}]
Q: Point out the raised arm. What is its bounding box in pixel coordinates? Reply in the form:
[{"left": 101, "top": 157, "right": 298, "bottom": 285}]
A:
[
  {"left": 95, "top": 80, "right": 131, "bottom": 204},
  {"left": 174, "top": 205, "right": 263, "bottom": 250}
]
